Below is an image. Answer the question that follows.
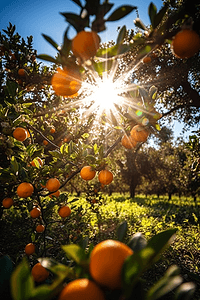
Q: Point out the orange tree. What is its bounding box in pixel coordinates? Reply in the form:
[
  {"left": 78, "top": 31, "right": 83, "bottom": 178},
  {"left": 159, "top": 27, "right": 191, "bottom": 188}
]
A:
[{"left": 0, "top": 0, "right": 200, "bottom": 299}]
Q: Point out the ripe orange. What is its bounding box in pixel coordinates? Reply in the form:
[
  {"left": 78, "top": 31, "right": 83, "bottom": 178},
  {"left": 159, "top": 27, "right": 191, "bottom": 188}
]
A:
[
  {"left": 58, "top": 278, "right": 105, "bottom": 300},
  {"left": 25, "top": 243, "right": 35, "bottom": 256},
  {"left": 171, "top": 29, "right": 200, "bottom": 59},
  {"left": 30, "top": 207, "right": 41, "bottom": 218},
  {"left": 17, "top": 182, "right": 34, "bottom": 198},
  {"left": 80, "top": 166, "right": 96, "bottom": 181},
  {"left": 2, "top": 197, "right": 14, "bottom": 208},
  {"left": 90, "top": 239, "right": 133, "bottom": 289},
  {"left": 36, "top": 224, "right": 45, "bottom": 233},
  {"left": 51, "top": 67, "right": 81, "bottom": 97},
  {"left": 43, "top": 140, "right": 49, "bottom": 146},
  {"left": 13, "top": 127, "right": 27, "bottom": 141},
  {"left": 143, "top": 56, "right": 151, "bottom": 63},
  {"left": 30, "top": 157, "right": 43, "bottom": 167},
  {"left": 49, "top": 190, "right": 60, "bottom": 198},
  {"left": 121, "top": 134, "right": 137, "bottom": 149},
  {"left": 18, "top": 68, "right": 26, "bottom": 76},
  {"left": 31, "top": 262, "right": 49, "bottom": 282},
  {"left": 130, "top": 125, "right": 149, "bottom": 142},
  {"left": 72, "top": 31, "right": 100, "bottom": 61},
  {"left": 46, "top": 178, "right": 60, "bottom": 192},
  {"left": 50, "top": 127, "right": 56, "bottom": 134},
  {"left": 58, "top": 206, "right": 71, "bottom": 218},
  {"left": 98, "top": 170, "right": 113, "bottom": 185}
]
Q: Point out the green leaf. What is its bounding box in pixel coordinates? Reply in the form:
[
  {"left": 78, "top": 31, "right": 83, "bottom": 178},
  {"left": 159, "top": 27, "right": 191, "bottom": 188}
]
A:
[
  {"left": 106, "top": 5, "right": 136, "bottom": 22},
  {"left": 117, "top": 221, "right": 128, "bottom": 242},
  {"left": 148, "top": 2, "right": 157, "bottom": 28},
  {"left": 149, "top": 86, "right": 158, "bottom": 100},
  {"left": 7, "top": 80, "right": 18, "bottom": 97},
  {"left": 42, "top": 34, "right": 59, "bottom": 50},
  {"left": 70, "top": 0, "right": 83, "bottom": 8},
  {"left": 60, "top": 12, "right": 89, "bottom": 32},
  {"left": 128, "top": 233, "right": 147, "bottom": 252},
  {"left": 10, "top": 156, "right": 19, "bottom": 174},
  {"left": 37, "top": 54, "right": 59, "bottom": 64},
  {"left": 116, "top": 25, "right": 126, "bottom": 44},
  {"left": 154, "top": 4, "right": 169, "bottom": 29},
  {"left": 11, "top": 258, "right": 34, "bottom": 300},
  {"left": 122, "top": 229, "right": 177, "bottom": 295},
  {"left": 62, "top": 244, "right": 88, "bottom": 266},
  {"left": 175, "top": 282, "right": 196, "bottom": 300},
  {"left": 134, "top": 18, "right": 147, "bottom": 31}
]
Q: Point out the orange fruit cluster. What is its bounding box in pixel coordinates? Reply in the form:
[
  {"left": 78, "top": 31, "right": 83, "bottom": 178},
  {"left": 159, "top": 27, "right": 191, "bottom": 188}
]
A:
[
  {"left": 46, "top": 178, "right": 60, "bottom": 192},
  {"left": 25, "top": 243, "right": 35, "bottom": 256},
  {"left": 51, "top": 67, "right": 81, "bottom": 97},
  {"left": 31, "top": 262, "right": 49, "bottom": 282},
  {"left": 80, "top": 166, "right": 96, "bottom": 181},
  {"left": 72, "top": 30, "right": 100, "bottom": 61},
  {"left": 30, "top": 207, "right": 41, "bottom": 218},
  {"left": 90, "top": 239, "right": 133, "bottom": 290},
  {"left": 171, "top": 29, "right": 200, "bottom": 59},
  {"left": 58, "top": 206, "right": 71, "bottom": 218},
  {"left": 17, "top": 182, "right": 34, "bottom": 198},
  {"left": 2, "top": 197, "right": 14, "bottom": 208},
  {"left": 58, "top": 278, "right": 105, "bottom": 300},
  {"left": 13, "top": 127, "right": 28, "bottom": 142}
]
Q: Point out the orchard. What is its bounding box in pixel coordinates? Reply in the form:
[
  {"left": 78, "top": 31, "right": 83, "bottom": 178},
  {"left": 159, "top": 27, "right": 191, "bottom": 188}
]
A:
[{"left": 0, "top": 0, "right": 200, "bottom": 300}]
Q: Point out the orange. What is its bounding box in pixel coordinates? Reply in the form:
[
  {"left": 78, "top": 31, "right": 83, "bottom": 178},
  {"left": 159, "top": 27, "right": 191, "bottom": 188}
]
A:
[
  {"left": 58, "top": 206, "right": 71, "bottom": 218},
  {"left": 50, "top": 127, "right": 55, "bottom": 134},
  {"left": 31, "top": 262, "right": 49, "bottom": 282},
  {"left": 2, "top": 197, "right": 14, "bottom": 208},
  {"left": 171, "top": 29, "right": 200, "bottom": 59},
  {"left": 80, "top": 166, "right": 96, "bottom": 181},
  {"left": 30, "top": 157, "right": 43, "bottom": 167},
  {"left": 18, "top": 68, "right": 26, "bottom": 76},
  {"left": 98, "top": 170, "right": 113, "bottom": 185},
  {"left": 58, "top": 278, "right": 105, "bottom": 300},
  {"left": 130, "top": 125, "right": 149, "bottom": 142},
  {"left": 17, "top": 182, "right": 34, "bottom": 198},
  {"left": 43, "top": 140, "right": 49, "bottom": 146},
  {"left": 30, "top": 207, "right": 41, "bottom": 218},
  {"left": 143, "top": 56, "right": 151, "bottom": 63},
  {"left": 13, "top": 127, "right": 27, "bottom": 141},
  {"left": 46, "top": 178, "right": 60, "bottom": 192},
  {"left": 36, "top": 224, "right": 45, "bottom": 233},
  {"left": 72, "top": 31, "right": 100, "bottom": 61},
  {"left": 25, "top": 243, "right": 35, "bottom": 256},
  {"left": 90, "top": 239, "right": 133, "bottom": 289},
  {"left": 121, "top": 134, "right": 137, "bottom": 149},
  {"left": 51, "top": 67, "right": 81, "bottom": 97},
  {"left": 49, "top": 190, "right": 60, "bottom": 198}
]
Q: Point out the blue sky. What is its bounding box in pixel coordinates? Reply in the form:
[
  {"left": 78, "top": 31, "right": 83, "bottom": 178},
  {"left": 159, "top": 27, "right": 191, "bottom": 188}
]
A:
[{"left": 0, "top": 0, "right": 197, "bottom": 139}]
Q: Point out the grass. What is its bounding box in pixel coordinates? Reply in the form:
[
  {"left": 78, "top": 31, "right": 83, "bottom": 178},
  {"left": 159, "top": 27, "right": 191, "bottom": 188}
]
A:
[{"left": 0, "top": 193, "right": 200, "bottom": 299}]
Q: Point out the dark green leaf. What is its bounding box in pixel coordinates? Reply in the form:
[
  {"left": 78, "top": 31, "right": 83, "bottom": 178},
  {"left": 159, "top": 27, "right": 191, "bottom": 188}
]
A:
[
  {"left": 11, "top": 258, "right": 34, "bottom": 300},
  {"left": 128, "top": 233, "right": 147, "bottom": 252},
  {"left": 106, "top": 5, "right": 136, "bottom": 22},
  {"left": 37, "top": 54, "right": 59, "bottom": 64},
  {"left": 60, "top": 12, "right": 89, "bottom": 33},
  {"left": 134, "top": 18, "right": 147, "bottom": 31},
  {"left": 7, "top": 80, "right": 18, "bottom": 97},
  {"left": 98, "top": 2, "right": 114, "bottom": 17},
  {"left": 60, "top": 27, "right": 72, "bottom": 58},
  {"left": 147, "top": 228, "right": 177, "bottom": 255},
  {"left": 147, "top": 265, "right": 182, "bottom": 300},
  {"left": 10, "top": 156, "right": 19, "bottom": 174},
  {"left": 70, "top": 0, "right": 83, "bottom": 8},
  {"left": 175, "top": 282, "right": 196, "bottom": 300},
  {"left": 154, "top": 4, "right": 169, "bottom": 28},
  {"left": 116, "top": 25, "right": 126, "bottom": 44},
  {"left": 42, "top": 34, "right": 59, "bottom": 50},
  {"left": 148, "top": 2, "right": 157, "bottom": 28},
  {"left": 117, "top": 221, "right": 128, "bottom": 242}
]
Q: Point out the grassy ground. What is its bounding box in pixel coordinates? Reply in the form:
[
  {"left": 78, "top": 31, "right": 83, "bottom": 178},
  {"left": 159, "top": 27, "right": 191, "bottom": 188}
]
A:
[{"left": 0, "top": 193, "right": 200, "bottom": 299}]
